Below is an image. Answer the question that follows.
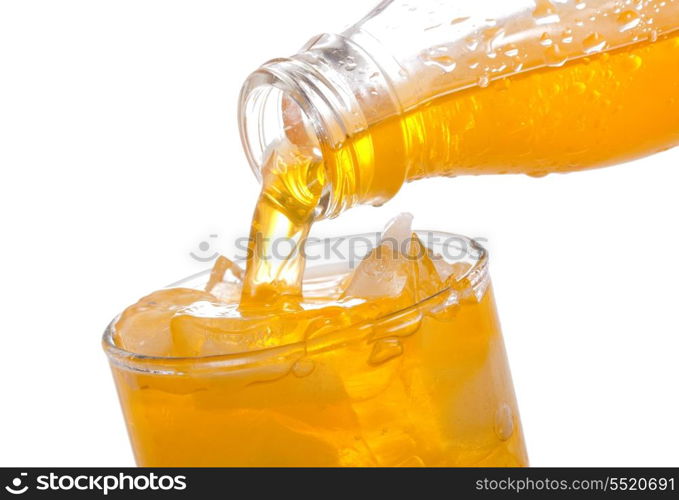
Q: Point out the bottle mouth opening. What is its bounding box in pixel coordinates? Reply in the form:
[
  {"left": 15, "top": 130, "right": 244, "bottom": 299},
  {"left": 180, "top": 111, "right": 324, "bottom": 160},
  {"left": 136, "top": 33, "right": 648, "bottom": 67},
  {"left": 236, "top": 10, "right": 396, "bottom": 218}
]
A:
[{"left": 238, "top": 63, "right": 327, "bottom": 183}]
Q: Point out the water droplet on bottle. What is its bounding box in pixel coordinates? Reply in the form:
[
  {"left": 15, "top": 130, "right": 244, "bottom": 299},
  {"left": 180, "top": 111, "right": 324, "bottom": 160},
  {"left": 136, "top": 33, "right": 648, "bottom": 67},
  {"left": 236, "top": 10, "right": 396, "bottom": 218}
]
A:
[
  {"left": 504, "top": 44, "right": 520, "bottom": 57},
  {"left": 343, "top": 56, "right": 357, "bottom": 71},
  {"left": 423, "top": 55, "right": 457, "bottom": 72},
  {"left": 424, "top": 23, "right": 442, "bottom": 31},
  {"left": 539, "top": 32, "right": 553, "bottom": 47},
  {"left": 477, "top": 74, "right": 490, "bottom": 88},
  {"left": 450, "top": 16, "right": 470, "bottom": 25},
  {"left": 292, "top": 358, "right": 315, "bottom": 377},
  {"left": 422, "top": 47, "right": 457, "bottom": 72},
  {"left": 561, "top": 28, "right": 574, "bottom": 44},
  {"left": 648, "top": 28, "right": 659, "bottom": 42},
  {"left": 575, "top": 0, "right": 587, "bottom": 10},
  {"left": 618, "top": 10, "right": 641, "bottom": 32},
  {"left": 583, "top": 32, "right": 607, "bottom": 53},
  {"left": 533, "top": 0, "right": 560, "bottom": 25},
  {"left": 483, "top": 26, "right": 505, "bottom": 45},
  {"left": 545, "top": 44, "right": 567, "bottom": 66},
  {"left": 465, "top": 36, "right": 480, "bottom": 51},
  {"left": 533, "top": 0, "right": 556, "bottom": 17},
  {"left": 369, "top": 338, "right": 403, "bottom": 365},
  {"left": 494, "top": 403, "right": 514, "bottom": 441}
]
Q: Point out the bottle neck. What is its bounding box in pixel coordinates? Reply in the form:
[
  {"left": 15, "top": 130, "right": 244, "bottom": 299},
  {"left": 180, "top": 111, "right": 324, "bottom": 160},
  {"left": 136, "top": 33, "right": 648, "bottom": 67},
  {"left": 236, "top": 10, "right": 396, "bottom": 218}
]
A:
[{"left": 238, "top": 34, "right": 404, "bottom": 219}]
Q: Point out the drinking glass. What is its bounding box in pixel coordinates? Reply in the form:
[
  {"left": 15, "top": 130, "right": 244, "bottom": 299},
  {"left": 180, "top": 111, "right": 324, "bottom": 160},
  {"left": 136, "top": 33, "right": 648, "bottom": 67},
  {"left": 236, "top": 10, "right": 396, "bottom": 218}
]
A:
[{"left": 103, "top": 231, "right": 528, "bottom": 466}]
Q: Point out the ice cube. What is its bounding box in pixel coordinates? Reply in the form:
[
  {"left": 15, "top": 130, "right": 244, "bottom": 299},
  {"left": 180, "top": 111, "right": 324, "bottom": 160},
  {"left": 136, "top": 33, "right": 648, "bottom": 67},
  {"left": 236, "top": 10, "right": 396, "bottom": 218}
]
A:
[
  {"left": 343, "top": 214, "right": 414, "bottom": 299},
  {"left": 205, "top": 255, "right": 244, "bottom": 302},
  {"left": 406, "top": 233, "right": 444, "bottom": 301},
  {"left": 347, "top": 373, "right": 423, "bottom": 466},
  {"left": 380, "top": 212, "right": 414, "bottom": 252},
  {"left": 170, "top": 303, "right": 321, "bottom": 357},
  {"left": 342, "top": 243, "right": 411, "bottom": 299},
  {"left": 209, "top": 281, "right": 241, "bottom": 303},
  {"left": 343, "top": 214, "right": 446, "bottom": 303},
  {"left": 113, "top": 288, "right": 218, "bottom": 357},
  {"left": 170, "top": 304, "right": 281, "bottom": 357},
  {"left": 432, "top": 255, "right": 455, "bottom": 281},
  {"left": 432, "top": 258, "right": 473, "bottom": 283},
  {"left": 449, "top": 261, "right": 473, "bottom": 281}
]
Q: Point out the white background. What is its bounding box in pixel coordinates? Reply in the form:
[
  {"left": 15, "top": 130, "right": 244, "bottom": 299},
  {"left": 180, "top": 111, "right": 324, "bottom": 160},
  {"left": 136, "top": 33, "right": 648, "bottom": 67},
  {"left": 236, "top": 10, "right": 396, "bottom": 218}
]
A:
[{"left": 1, "top": 0, "right": 678, "bottom": 467}]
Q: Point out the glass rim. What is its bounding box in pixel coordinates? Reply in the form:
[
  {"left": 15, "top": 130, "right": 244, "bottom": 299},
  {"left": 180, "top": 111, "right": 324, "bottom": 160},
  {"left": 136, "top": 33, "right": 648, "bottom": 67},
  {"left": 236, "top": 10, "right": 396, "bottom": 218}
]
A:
[{"left": 102, "top": 230, "right": 489, "bottom": 375}]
